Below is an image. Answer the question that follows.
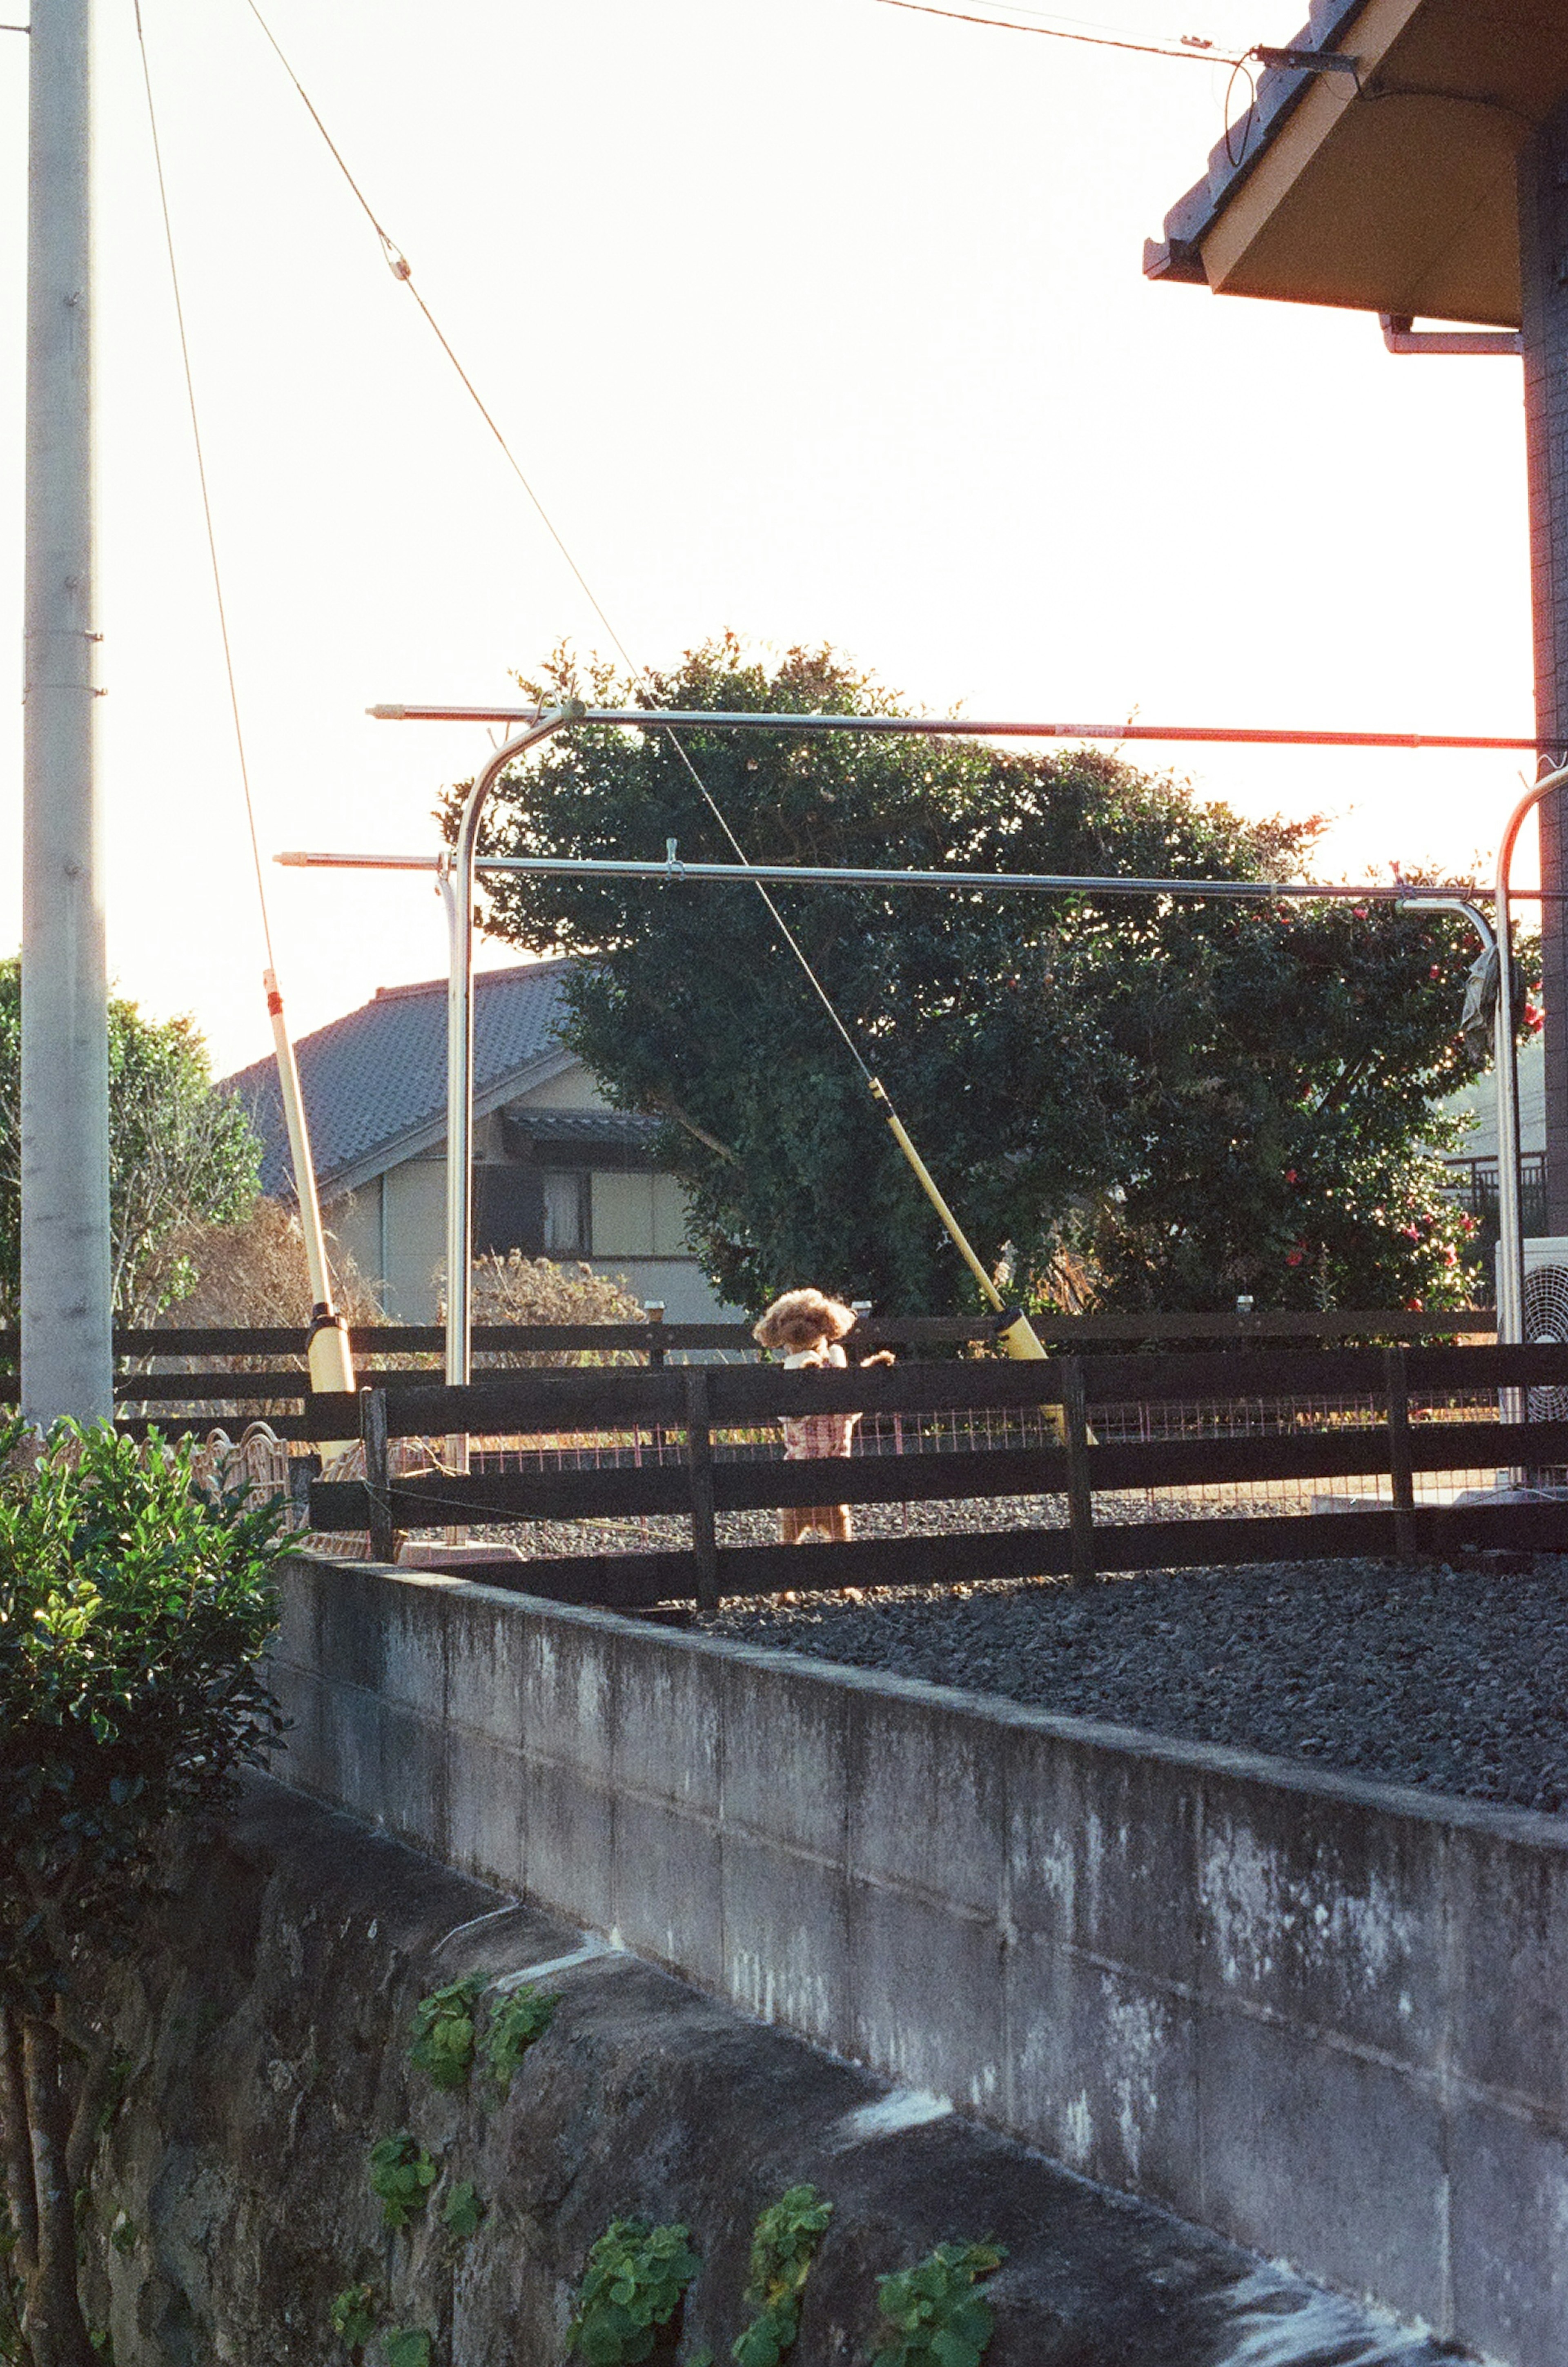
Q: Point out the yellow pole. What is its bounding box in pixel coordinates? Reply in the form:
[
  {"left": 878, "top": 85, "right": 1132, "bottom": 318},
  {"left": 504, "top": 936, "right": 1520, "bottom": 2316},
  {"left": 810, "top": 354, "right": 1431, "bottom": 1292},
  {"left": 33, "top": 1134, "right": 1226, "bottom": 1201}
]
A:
[
  {"left": 265, "top": 970, "right": 356, "bottom": 1452},
  {"left": 866, "top": 1078, "right": 1056, "bottom": 1368}
]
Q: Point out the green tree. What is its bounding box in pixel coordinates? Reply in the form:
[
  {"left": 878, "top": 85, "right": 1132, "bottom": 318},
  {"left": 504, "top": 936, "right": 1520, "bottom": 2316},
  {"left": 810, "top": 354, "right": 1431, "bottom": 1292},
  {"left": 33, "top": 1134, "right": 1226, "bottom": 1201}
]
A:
[
  {"left": 0, "top": 963, "right": 261, "bottom": 1326},
  {"left": 454, "top": 637, "right": 1522, "bottom": 1317},
  {"left": 0, "top": 1423, "right": 286, "bottom": 2367}
]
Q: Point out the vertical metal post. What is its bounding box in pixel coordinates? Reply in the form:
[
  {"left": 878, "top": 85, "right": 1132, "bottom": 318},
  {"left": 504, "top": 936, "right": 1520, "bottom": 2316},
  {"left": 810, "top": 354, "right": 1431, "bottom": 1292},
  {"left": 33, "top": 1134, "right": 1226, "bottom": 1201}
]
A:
[
  {"left": 1493, "top": 767, "right": 1568, "bottom": 1367},
  {"left": 684, "top": 1365, "right": 719, "bottom": 1612},
  {"left": 441, "top": 707, "right": 577, "bottom": 1395},
  {"left": 1060, "top": 1356, "right": 1096, "bottom": 1584},
  {"left": 21, "top": 0, "right": 112, "bottom": 1428},
  {"left": 1383, "top": 1345, "right": 1415, "bottom": 1563},
  {"left": 360, "top": 1386, "right": 394, "bottom": 1564}
]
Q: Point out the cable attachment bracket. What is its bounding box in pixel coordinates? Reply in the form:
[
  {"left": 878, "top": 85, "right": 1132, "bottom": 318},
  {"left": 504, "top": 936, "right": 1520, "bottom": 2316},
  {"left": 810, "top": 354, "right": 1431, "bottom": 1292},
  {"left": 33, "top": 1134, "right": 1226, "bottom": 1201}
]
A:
[{"left": 665, "top": 838, "right": 685, "bottom": 881}]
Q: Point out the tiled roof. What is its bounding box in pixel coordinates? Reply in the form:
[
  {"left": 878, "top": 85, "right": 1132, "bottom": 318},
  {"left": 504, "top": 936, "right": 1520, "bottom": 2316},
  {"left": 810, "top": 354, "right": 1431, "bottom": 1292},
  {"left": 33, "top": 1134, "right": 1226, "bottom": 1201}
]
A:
[
  {"left": 222, "top": 960, "right": 578, "bottom": 1197},
  {"left": 506, "top": 1110, "right": 661, "bottom": 1154}
]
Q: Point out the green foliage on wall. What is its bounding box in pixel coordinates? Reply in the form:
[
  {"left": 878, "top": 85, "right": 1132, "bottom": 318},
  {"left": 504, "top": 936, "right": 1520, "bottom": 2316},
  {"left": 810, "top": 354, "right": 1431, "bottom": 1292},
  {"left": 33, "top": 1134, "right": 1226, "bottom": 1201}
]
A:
[
  {"left": 367, "top": 2135, "right": 438, "bottom": 2231},
  {"left": 566, "top": 2219, "right": 702, "bottom": 2366},
  {"left": 329, "top": 2284, "right": 378, "bottom": 2349},
  {"left": 440, "top": 2181, "right": 483, "bottom": 2240},
  {"left": 730, "top": 2186, "right": 832, "bottom": 2367},
  {"left": 408, "top": 1976, "right": 484, "bottom": 2092},
  {"left": 483, "top": 1982, "right": 559, "bottom": 2095},
  {"left": 871, "top": 2240, "right": 1006, "bottom": 2367}
]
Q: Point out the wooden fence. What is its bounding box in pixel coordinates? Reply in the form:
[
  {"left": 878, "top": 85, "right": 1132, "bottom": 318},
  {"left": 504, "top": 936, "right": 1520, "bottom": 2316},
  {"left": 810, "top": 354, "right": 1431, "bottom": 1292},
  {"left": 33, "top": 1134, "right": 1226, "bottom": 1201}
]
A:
[
  {"left": 301, "top": 1340, "right": 1568, "bottom": 1613},
  {"left": 0, "top": 1309, "right": 1502, "bottom": 1437}
]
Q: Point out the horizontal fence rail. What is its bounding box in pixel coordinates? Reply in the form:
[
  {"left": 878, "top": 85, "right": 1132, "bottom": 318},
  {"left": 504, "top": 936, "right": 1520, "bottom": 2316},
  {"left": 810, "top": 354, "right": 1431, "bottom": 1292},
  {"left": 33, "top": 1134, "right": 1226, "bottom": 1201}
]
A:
[
  {"left": 0, "top": 1313, "right": 1501, "bottom": 1428},
  {"left": 298, "top": 1342, "right": 1568, "bottom": 1612}
]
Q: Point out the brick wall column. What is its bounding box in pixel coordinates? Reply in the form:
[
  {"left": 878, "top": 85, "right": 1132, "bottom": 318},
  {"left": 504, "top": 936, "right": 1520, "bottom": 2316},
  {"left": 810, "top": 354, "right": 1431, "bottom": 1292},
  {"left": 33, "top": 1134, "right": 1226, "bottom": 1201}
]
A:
[{"left": 1521, "top": 98, "right": 1568, "bottom": 1233}]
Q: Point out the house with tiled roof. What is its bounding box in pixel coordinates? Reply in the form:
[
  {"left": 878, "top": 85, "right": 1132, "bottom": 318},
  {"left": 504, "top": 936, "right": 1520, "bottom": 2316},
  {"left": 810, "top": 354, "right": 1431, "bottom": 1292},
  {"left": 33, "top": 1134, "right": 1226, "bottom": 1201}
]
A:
[{"left": 221, "top": 959, "right": 734, "bottom": 1322}]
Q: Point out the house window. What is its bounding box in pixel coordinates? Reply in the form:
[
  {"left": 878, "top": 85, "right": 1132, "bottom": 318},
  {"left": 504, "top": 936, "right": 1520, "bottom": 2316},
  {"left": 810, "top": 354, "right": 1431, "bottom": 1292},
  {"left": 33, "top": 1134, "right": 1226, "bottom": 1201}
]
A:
[{"left": 542, "top": 1169, "right": 591, "bottom": 1255}]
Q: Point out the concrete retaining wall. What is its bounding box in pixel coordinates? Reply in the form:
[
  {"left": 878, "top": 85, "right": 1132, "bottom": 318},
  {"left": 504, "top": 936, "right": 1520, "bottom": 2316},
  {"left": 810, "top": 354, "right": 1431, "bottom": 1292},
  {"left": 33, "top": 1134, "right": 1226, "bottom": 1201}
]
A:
[{"left": 272, "top": 1553, "right": 1568, "bottom": 2366}]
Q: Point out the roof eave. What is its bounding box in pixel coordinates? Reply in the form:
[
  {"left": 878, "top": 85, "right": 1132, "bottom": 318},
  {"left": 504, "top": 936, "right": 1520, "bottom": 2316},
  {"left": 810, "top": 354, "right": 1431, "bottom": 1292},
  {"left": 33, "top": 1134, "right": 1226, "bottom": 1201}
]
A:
[{"left": 317, "top": 1047, "right": 580, "bottom": 1201}]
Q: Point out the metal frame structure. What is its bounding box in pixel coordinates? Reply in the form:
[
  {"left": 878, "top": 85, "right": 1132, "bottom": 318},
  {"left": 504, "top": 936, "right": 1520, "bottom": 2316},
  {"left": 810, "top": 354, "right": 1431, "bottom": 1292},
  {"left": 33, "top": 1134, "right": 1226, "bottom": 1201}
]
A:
[{"left": 275, "top": 702, "right": 1551, "bottom": 1389}]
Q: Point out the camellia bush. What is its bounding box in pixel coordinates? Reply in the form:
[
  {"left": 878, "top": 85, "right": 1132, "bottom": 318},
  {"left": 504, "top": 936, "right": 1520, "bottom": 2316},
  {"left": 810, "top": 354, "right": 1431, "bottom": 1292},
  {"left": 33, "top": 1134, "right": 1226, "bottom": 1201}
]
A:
[
  {"left": 0, "top": 1423, "right": 287, "bottom": 2367},
  {"left": 455, "top": 637, "right": 1533, "bottom": 1318}
]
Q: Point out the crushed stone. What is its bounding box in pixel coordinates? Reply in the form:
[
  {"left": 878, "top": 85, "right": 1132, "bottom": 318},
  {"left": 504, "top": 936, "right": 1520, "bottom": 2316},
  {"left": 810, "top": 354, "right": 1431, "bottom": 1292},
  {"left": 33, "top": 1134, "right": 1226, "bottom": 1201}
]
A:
[{"left": 698, "top": 1552, "right": 1568, "bottom": 1816}]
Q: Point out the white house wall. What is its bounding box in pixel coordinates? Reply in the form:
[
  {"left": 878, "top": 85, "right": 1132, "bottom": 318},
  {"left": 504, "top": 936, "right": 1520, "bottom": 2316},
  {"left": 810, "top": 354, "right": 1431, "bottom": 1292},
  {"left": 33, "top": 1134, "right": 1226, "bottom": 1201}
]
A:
[{"left": 325, "top": 1059, "right": 737, "bottom": 1324}]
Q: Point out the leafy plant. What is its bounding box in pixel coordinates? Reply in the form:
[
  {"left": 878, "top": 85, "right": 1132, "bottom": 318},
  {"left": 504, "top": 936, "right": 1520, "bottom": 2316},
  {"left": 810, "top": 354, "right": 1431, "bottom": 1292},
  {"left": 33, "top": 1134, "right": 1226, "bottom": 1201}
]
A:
[
  {"left": 466, "top": 635, "right": 1519, "bottom": 1318},
  {"left": 381, "top": 2331, "right": 432, "bottom": 2367},
  {"left": 367, "top": 2134, "right": 439, "bottom": 2231},
  {"left": 0, "top": 1422, "right": 287, "bottom": 2366},
  {"left": 567, "top": 2219, "right": 702, "bottom": 2366},
  {"left": 330, "top": 2285, "right": 379, "bottom": 2349},
  {"left": 731, "top": 2186, "right": 832, "bottom": 2367},
  {"left": 0, "top": 961, "right": 262, "bottom": 1326},
  {"left": 440, "top": 2181, "right": 483, "bottom": 2240},
  {"left": 483, "top": 1981, "right": 559, "bottom": 2095},
  {"left": 408, "top": 1975, "right": 484, "bottom": 2092},
  {"left": 871, "top": 2242, "right": 1006, "bottom": 2367}
]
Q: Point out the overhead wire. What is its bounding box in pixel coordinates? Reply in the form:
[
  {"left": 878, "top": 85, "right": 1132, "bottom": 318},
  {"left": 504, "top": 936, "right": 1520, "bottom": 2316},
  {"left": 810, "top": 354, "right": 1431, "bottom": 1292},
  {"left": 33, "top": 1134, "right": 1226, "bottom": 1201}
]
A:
[
  {"left": 133, "top": 0, "right": 276, "bottom": 972},
  {"left": 873, "top": 0, "right": 1246, "bottom": 63},
  {"left": 235, "top": 0, "right": 879, "bottom": 1084},
  {"left": 135, "top": 0, "right": 361, "bottom": 1383}
]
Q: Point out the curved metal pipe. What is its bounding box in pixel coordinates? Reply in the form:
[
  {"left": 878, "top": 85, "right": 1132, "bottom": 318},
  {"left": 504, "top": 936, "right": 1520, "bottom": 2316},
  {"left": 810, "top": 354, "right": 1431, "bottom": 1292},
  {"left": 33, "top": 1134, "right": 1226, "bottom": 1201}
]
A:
[
  {"left": 442, "top": 705, "right": 581, "bottom": 1389},
  {"left": 1494, "top": 764, "right": 1568, "bottom": 1347}
]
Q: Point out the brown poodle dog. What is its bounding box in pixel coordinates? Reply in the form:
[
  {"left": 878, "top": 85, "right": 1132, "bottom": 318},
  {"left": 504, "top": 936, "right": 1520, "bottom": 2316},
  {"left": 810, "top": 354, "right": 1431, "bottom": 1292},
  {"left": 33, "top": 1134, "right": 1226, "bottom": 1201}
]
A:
[{"left": 753, "top": 1289, "right": 894, "bottom": 1543}]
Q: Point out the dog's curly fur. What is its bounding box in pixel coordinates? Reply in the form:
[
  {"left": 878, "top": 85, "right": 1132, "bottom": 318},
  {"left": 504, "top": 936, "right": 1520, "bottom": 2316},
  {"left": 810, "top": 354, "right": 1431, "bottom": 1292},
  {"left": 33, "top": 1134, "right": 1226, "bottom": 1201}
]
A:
[{"left": 753, "top": 1289, "right": 893, "bottom": 1543}]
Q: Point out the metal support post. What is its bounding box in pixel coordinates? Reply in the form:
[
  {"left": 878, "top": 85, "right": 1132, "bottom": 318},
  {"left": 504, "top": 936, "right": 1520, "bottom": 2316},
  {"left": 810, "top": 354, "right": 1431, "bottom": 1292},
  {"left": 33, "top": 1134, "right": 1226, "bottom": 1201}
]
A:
[
  {"left": 1494, "top": 768, "right": 1568, "bottom": 1353},
  {"left": 439, "top": 706, "right": 579, "bottom": 1391},
  {"left": 21, "top": 0, "right": 112, "bottom": 1428}
]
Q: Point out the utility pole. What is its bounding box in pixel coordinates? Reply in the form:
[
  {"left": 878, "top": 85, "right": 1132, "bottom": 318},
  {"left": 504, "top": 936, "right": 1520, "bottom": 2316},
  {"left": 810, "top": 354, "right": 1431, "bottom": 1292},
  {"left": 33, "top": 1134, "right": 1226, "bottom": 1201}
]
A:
[{"left": 22, "top": 0, "right": 113, "bottom": 1425}]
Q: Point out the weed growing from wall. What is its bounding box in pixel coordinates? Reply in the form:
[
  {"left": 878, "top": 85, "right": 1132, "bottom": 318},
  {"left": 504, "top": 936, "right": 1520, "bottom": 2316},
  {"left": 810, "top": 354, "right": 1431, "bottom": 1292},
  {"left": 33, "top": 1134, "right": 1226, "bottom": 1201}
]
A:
[
  {"left": 380, "top": 2331, "right": 433, "bottom": 2367},
  {"left": 566, "top": 2219, "right": 702, "bottom": 2365},
  {"left": 329, "top": 2284, "right": 378, "bottom": 2352},
  {"left": 871, "top": 2241, "right": 1006, "bottom": 2367},
  {"left": 483, "top": 1983, "right": 559, "bottom": 2095},
  {"left": 367, "top": 2135, "right": 438, "bottom": 2231},
  {"left": 439, "top": 2182, "right": 483, "bottom": 2240},
  {"left": 408, "top": 1978, "right": 484, "bottom": 2092},
  {"left": 730, "top": 2187, "right": 833, "bottom": 2367}
]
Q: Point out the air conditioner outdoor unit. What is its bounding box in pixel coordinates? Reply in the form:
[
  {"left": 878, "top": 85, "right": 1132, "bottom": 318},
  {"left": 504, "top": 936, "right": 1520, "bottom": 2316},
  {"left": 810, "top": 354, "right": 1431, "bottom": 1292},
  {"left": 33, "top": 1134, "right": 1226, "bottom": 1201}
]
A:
[{"left": 1519, "top": 1238, "right": 1568, "bottom": 1423}]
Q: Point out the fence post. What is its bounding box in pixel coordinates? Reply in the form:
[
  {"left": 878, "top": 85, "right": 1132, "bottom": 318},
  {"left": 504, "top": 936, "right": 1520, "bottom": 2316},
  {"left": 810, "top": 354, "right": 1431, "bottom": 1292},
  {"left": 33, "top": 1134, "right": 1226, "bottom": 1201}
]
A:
[
  {"left": 685, "top": 1366, "right": 719, "bottom": 1612},
  {"left": 1060, "top": 1355, "right": 1096, "bottom": 1584},
  {"left": 645, "top": 1301, "right": 666, "bottom": 1370},
  {"left": 1383, "top": 1345, "right": 1415, "bottom": 1562},
  {"left": 360, "top": 1385, "right": 394, "bottom": 1565}
]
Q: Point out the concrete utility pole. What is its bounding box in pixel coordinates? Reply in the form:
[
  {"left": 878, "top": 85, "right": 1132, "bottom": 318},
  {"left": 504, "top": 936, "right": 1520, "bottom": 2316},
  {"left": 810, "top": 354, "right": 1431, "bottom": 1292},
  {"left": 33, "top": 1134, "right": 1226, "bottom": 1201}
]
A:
[
  {"left": 1521, "top": 94, "right": 1568, "bottom": 1235},
  {"left": 22, "top": 0, "right": 113, "bottom": 1425}
]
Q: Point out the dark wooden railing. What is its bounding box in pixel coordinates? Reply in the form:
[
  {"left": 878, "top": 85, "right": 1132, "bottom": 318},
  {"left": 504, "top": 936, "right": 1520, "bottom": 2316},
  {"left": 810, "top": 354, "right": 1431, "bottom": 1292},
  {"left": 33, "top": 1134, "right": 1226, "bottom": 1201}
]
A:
[
  {"left": 301, "top": 1341, "right": 1568, "bottom": 1614},
  {"left": 0, "top": 1311, "right": 1503, "bottom": 1437}
]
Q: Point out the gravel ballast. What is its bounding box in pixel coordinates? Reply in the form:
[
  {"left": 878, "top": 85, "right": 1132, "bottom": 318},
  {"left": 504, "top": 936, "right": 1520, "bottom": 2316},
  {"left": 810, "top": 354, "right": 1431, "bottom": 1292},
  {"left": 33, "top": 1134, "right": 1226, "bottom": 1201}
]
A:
[{"left": 699, "top": 1554, "right": 1568, "bottom": 1816}]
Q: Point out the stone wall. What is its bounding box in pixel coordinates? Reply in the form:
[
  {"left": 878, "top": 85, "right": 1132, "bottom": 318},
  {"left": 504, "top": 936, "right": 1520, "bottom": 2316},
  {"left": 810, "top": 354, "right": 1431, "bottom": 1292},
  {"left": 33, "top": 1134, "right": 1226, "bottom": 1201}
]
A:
[
  {"left": 272, "top": 1553, "right": 1568, "bottom": 2367},
  {"left": 87, "top": 1776, "right": 1443, "bottom": 2365}
]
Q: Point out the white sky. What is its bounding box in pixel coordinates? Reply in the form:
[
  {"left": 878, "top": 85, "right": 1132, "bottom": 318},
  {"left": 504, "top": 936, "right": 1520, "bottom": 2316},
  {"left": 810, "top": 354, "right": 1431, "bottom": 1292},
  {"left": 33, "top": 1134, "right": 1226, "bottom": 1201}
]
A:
[{"left": 0, "top": 0, "right": 1540, "bottom": 1077}]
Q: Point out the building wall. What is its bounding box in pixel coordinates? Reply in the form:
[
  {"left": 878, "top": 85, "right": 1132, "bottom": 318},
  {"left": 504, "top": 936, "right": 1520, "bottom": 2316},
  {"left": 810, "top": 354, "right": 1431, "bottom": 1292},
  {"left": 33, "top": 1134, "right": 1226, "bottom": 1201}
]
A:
[{"left": 327, "top": 1061, "right": 737, "bottom": 1323}]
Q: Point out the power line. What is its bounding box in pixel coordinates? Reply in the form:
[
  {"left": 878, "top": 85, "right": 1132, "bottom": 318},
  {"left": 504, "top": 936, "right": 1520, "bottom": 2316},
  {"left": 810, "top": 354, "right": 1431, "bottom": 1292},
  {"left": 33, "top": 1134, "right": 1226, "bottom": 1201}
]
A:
[
  {"left": 873, "top": 0, "right": 1244, "bottom": 63},
  {"left": 235, "top": 0, "right": 878, "bottom": 1083},
  {"left": 133, "top": 0, "right": 276, "bottom": 972}
]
